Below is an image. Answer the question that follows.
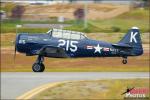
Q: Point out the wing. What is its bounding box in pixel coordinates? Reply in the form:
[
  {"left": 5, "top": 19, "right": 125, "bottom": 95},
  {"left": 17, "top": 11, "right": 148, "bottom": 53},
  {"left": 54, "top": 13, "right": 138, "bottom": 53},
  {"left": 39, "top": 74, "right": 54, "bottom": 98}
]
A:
[{"left": 36, "top": 45, "right": 69, "bottom": 58}]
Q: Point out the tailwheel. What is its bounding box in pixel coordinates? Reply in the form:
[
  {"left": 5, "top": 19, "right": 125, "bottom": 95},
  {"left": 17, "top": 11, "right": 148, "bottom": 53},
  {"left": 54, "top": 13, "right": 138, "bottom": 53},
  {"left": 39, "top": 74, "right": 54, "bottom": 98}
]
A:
[
  {"left": 122, "top": 59, "right": 127, "bottom": 64},
  {"left": 32, "top": 63, "right": 45, "bottom": 72},
  {"left": 122, "top": 57, "right": 127, "bottom": 64}
]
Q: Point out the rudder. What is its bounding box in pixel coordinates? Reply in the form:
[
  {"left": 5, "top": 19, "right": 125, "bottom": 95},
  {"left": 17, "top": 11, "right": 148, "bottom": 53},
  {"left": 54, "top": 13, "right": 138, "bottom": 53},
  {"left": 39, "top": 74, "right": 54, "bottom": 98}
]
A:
[{"left": 118, "top": 27, "right": 143, "bottom": 56}]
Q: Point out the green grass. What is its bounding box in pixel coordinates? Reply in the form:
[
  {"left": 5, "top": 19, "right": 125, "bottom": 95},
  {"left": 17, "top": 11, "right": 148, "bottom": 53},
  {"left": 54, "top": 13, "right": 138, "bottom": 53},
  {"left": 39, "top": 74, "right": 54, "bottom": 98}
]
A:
[
  {"left": 1, "top": 19, "right": 74, "bottom": 33},
  {"left": 64, "top": 18, "right": 149, "bottom": 33},
  {"left": 89, "top": 18, "right": 148, "bottom": 32},
  {"left": 32, "top": 79, "right": 149, "bottom": 99},
  {"left": 1, "top": 8, "right": 149, "bottom": 33},
  {"left": 118, "top": 8, "right": 149, "bottom": 19}
]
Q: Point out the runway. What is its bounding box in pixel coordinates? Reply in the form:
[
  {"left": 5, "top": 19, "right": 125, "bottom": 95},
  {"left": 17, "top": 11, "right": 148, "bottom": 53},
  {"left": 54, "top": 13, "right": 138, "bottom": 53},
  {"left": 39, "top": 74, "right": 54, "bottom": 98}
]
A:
[{"left": 1, "top": 72, "right": 149, "bottom": 99}]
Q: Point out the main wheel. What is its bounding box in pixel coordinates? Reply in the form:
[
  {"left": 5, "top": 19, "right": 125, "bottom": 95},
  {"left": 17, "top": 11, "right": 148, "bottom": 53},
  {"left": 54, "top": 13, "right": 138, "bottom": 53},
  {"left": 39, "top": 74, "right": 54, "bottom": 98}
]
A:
[
  {"left": 122, "top": 59, "right": 127, "bottom": 64},
  {"left": 32, "top": 63, "right": 45, "bottom": 72},
  {"left": 40, "top": 63, "right": 45, "bottom": 72}
]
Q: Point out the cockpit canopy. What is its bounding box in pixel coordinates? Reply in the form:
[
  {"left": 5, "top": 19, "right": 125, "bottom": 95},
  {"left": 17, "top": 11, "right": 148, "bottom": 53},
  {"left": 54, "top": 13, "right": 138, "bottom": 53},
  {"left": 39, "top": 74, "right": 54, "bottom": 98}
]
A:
[{"left": 47, "top": 29, "right": 87, "bottom": 40}]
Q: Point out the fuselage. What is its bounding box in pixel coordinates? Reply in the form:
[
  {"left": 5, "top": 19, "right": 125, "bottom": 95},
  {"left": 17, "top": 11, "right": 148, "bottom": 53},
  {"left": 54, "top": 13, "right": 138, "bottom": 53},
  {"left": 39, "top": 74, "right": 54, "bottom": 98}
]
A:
[
  {"left": 14, "top": 27, "right": 143, "bottom": 72},
  {"left": 16, "top": 33, "right": 137, "bottom": 58}
]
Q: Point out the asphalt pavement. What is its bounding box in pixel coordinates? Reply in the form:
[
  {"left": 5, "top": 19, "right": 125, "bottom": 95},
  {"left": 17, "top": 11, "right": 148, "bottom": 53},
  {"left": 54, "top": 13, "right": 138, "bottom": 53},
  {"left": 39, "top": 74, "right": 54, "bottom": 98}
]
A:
[{"left": 1, "top": 72, "right": 149, "bottom": 99}]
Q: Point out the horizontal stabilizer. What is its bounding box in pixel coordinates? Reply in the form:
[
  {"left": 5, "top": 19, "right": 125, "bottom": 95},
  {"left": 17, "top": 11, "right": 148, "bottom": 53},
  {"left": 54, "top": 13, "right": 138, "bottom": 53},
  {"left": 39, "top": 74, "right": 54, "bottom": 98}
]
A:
[{"left": 112, "top": 43, "right": 132, "bottom": 48}]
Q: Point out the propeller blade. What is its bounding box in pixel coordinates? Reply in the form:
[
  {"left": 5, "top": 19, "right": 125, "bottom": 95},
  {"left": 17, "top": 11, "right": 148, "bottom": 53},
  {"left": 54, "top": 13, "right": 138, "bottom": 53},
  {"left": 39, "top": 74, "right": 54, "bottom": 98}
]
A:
[
  {"left": 14, "top": 45, "right": 16, "bottom": 61},
  {"left": 14, "top": 35, "right": 17, "bottom": 63},
  {"left": 14, "top": 44, "right": 16, "bottom": 62},
  {"left": 14, "top": 31, "right": 19, "bottom": 63}
]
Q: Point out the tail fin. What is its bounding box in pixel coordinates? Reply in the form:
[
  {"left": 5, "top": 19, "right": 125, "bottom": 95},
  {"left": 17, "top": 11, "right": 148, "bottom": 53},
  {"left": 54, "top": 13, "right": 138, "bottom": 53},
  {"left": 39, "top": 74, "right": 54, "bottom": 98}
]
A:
[{"left": 118, "top": 27, "right": 143, "bottom": 56}]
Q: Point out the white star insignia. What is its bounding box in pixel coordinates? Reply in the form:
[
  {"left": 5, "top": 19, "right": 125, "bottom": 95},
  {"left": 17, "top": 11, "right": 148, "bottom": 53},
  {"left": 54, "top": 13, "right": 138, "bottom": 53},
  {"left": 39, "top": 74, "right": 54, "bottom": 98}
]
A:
[{"left": 94, "top": 44, "right": 103, "bottom": 53}]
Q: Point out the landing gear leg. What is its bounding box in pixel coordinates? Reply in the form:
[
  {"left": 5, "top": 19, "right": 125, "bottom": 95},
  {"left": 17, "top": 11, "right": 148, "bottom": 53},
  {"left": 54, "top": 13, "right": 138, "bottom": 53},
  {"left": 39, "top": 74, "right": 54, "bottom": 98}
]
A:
[
  {"left": 122, "top": 57, "right": 127, "bottom": 64},
  {"left": 32, "top": 55, "right": 45, "bottom": 72}
]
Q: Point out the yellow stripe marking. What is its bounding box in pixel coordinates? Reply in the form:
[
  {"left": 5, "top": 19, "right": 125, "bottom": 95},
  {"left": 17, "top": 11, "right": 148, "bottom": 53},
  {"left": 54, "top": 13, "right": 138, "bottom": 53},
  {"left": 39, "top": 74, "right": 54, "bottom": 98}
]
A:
[{"left": 16, "top": 81, "right": 68, "bottom": 99}]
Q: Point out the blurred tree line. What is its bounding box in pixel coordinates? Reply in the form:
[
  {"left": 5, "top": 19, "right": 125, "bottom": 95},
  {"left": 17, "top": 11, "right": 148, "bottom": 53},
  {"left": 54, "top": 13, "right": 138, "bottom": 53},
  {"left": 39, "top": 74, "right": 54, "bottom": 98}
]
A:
[
  {"left": 74, "top": 8, "right": 85, "bottom": 24},
  {"left": 11, "top": 5, "right": 25, "bottom": 20}
]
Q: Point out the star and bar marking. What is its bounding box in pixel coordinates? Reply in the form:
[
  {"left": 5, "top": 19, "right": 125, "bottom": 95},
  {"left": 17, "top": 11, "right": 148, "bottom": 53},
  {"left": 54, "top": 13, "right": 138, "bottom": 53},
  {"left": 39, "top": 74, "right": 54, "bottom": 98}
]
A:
[{"left": 86, "top": 44, "right": 110, "bottom": 54}]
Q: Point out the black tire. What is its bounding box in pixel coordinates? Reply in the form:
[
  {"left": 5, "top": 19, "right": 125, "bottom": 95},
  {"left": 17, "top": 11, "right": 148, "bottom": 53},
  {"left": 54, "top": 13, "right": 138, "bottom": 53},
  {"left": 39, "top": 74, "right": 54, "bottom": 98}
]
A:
[
  {"left": 40, "top": 63, "right": 45, "bottom": 72},
  {"left": 32, "top": 63, "right": 45, "bottom": 72},
  {"left": 122, "top": 59, "right": 127, "bottom": 64}
]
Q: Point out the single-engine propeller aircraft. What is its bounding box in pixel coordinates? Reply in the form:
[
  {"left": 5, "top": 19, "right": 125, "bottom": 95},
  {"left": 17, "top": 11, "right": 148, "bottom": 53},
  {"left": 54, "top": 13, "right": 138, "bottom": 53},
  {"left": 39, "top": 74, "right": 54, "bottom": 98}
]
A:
[{"left": 15, "top": 27, "right": 143, "bottom": 72}]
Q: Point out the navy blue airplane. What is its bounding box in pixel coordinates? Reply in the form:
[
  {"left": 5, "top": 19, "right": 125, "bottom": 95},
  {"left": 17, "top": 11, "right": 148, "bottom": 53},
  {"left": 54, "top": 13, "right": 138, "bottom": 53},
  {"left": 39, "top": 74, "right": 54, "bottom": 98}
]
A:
[{"left": 15, "top": 27, "right": 143, "bottom": 72}]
